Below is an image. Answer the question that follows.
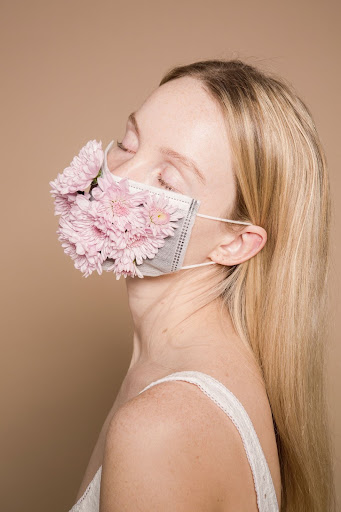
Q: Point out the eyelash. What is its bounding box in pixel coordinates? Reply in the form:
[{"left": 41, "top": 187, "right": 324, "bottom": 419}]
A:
[
  {"left": 156, "top": 173, "right": 175, "bottom": 191},
  {"left": 116, "top": 140, "right": 176, "bottom": 192}
]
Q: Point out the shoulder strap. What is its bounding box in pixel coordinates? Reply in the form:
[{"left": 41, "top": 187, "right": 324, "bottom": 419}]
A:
[
  {"left": 69, "top": 465, "right": 102, "bottom": 512},
  {"left": 138, "top": 370, "right": 279, "bottom": 512}
]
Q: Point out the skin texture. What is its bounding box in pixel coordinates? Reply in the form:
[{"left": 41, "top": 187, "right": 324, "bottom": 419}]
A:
[
  {"left": 74, "top": 77, "right": 281, "bottom": 511},
  {"left": 106, "top": 75, "right": 267, "bottom": 375},
  {"left": 101, "top": 381, "right": 264, "bottom": 511}
]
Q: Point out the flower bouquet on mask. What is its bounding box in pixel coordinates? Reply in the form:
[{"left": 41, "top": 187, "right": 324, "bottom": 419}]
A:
[{"left": 49, "top": 140, "right": 185, "bottom": 279}]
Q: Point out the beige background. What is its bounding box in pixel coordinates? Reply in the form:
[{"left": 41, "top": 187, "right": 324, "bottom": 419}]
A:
[{"left": 1, "top": 1, "right": 340, "bottom": 510}]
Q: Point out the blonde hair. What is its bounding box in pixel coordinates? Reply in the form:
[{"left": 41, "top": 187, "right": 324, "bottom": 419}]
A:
[{"left": 159, "top": 59, "right": 336, "bottom": 511}]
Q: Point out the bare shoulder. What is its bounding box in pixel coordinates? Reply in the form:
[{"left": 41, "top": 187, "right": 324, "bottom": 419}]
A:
[{"left": 100, "top": 380, "right": 249, "bottom": 511}]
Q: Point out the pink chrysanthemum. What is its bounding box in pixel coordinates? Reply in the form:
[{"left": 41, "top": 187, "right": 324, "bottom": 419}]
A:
[
  {"left": 52, "top": 191, "right": 91, "bottom": 219},
  {"left": 142, "top": 193, "right": 185, "bottom": 237},
  {"left": 69, "top": 195, "right": 111, "bottom": 258},
  {"left": 102, "top": 257, "right": 144, "bottom": 280},
  {"left": 91, "top": 173, "right": 149, "bottom": 233},
  {"left": 50, "top": 139, "right": 186, "bottom": 279},
  {"left": 49, "top": 140, "right": 104, "bottom": 196},
  {"left": 107, "top": 225, "right": 165, "bottom": 265},
  {"left": 57, "top": 216, "right": 108, "bottom": 278}
]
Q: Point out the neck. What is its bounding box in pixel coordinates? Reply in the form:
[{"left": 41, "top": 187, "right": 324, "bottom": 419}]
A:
[{"left": 124, "top": 266, "right": 244, "bottom": 378}]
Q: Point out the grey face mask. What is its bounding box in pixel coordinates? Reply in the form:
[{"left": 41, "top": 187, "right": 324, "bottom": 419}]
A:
[{"left": 100, "top": 140, "right": 252, "bottom": 278}]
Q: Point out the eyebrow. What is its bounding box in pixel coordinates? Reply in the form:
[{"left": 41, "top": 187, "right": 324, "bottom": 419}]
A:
[{"left": 127, "top": 111, "right": 207, "bottom": 185}]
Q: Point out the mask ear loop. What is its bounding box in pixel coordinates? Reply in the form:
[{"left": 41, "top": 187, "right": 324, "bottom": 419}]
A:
[
  {"left": 180, "top": 215, "right": 253, "bottom": 270},
  {"left": 196, "top": 213, "right": 253, "bottom": 225},
  {"left": 181, "top": 261, "right": 218, "bottom": 269}
]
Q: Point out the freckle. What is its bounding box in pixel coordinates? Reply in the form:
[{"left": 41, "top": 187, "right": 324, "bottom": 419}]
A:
[{"left": 162, "top": 328, "right": 168, "bottom": 333}]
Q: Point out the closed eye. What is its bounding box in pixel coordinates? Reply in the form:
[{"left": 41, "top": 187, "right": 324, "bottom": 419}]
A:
[
  {"left": 117, "top": 140, "right": 178, "bottom": 192},
  {"left": 117, "top": 140, "right": 134, "bottom": 154},
  {"left": 156, "top": 173, "right": 176, "bottom": 192}
]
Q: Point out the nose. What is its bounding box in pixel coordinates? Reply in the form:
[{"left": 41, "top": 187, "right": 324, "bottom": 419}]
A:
[{"left": 104, "top": 140, "right": 153, "bottom": 186}]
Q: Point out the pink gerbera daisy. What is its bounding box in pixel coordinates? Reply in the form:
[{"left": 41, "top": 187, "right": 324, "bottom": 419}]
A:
[{"left": 142, "top": 193, "right": 185, "bottom": 237}]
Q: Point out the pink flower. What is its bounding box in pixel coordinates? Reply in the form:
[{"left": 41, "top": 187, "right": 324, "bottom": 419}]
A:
[
  {"left": 142, "top": 193, "right": 185, "bottom": 237},
  {"left": 91, "top": 173, "right": 149, "bottom": 233},
  {"left": 50, "top": 139, "right": 186, "bottom": 279},
  {"left": 49, "top": 140, "right": 104, "bottom": 196},
  {"left": 69, "top": 195, "right": 111, "bottom": 257},
  {"left": 52, "top": 191, "right": 91, "bottom": 219},
  {"left": 102, "top": 257, "right": 144, "bottom": 280},
  {"left": 107, "top": 225, "right": 164, "bottom": 265},
  {"left": 57, "top": 216, "right": 107, "bottom": 278}
]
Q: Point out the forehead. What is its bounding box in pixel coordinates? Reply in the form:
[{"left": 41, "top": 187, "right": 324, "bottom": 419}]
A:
[
  {"left": 136, "top": 77, "right": 227, "bottom": 140},
  {"left": 134, "top": 77, "right": 232, "bottom": 185}
]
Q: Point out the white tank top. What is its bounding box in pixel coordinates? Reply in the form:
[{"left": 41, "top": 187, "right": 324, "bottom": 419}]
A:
[{"left": 68, "top": 370, "right": 279, "bottom": 511}]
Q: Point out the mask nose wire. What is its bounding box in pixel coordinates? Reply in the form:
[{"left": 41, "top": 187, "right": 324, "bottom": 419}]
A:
[
  {"left": 102, "top": 139, "right": 154, "bottom": 185},
  {"left": 102, "top": 140, "right": 115, "bottom": 175}
]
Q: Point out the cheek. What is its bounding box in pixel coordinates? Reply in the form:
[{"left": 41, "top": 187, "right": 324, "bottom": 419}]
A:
[
  {"left": 182, "top": 215, "right": 223, "bottom": 266},
  {"left": 201, "top": 182, "right": 237, "bottom": 225}
]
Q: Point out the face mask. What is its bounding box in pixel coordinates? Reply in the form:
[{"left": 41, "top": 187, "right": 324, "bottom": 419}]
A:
[{"left": 50, "top": 139, "right": 252, "bottom": 279}]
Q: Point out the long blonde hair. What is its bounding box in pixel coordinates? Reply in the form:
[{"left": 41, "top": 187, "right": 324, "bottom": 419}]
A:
[{"left": 159, "top": 59, "right": 336, "bottom": 511}]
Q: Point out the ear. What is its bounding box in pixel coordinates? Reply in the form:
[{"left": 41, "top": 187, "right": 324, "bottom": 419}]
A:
[{"left": 207, "top": 226, "right": 267, "bottom": 266}]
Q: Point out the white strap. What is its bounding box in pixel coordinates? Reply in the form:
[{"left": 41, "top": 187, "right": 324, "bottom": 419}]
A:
[
  {"left": 181, "top": 261, "right": 217, "bottom": 269},
  {"left": 197, "top": 213, "right": 252, "bottom": 225},
  {"left": 139, "top": 371, "right": 279, "bottom": 512}
]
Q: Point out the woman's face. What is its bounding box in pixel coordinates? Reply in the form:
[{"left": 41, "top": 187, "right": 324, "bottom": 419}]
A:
[{"left": 106, "top": 76, "right": 238, "bottom": 269}]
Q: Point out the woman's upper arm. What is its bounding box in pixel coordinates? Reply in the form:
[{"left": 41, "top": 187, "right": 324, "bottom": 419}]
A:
[{"left": 99, "top": 383, "right": 227, "bottom": 512}]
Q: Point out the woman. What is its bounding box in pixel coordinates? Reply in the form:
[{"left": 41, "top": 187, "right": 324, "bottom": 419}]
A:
[{"left": 66, "top": 59, "right": 335, "bottom": 511}]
